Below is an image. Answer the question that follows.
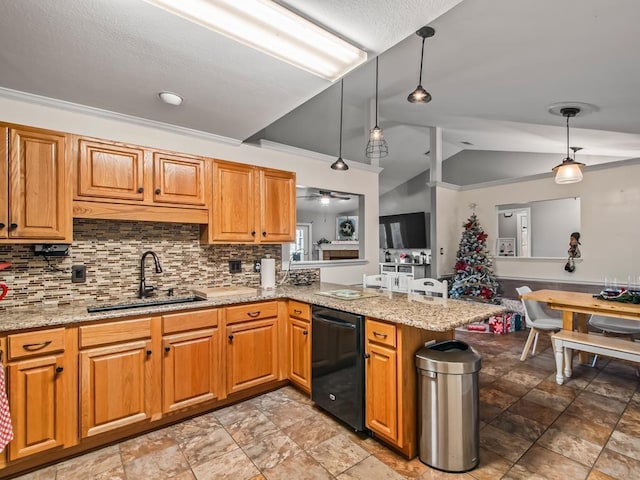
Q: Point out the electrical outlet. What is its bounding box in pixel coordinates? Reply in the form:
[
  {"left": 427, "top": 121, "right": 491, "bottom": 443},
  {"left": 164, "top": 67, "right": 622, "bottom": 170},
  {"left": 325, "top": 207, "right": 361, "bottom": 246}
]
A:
[
  {"left": 229, "top": 259, "right": 242, "bottom": 274},
  {"left": 253, "top": 260, "right": 261, "bottom": 272},
  {"left": 71, "top": 264, "right": 86, "bottom": 283}
]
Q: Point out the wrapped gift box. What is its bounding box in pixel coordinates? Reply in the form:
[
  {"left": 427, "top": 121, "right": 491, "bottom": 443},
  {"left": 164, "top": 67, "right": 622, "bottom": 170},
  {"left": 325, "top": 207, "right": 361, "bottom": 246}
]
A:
[{"left": 488, "top": 312, "right": 524, "bottom": 334}]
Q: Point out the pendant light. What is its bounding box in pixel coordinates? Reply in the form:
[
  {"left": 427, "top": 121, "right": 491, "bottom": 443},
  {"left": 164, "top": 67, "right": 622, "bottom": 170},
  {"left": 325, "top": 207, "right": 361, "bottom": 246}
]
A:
[
  {"left": 552, "top": 107, "right": 585, "bottom": 184},
  {"left": 331, "top": 79, "right": 349, "bottom": 171},
  {"left": 407, "top": 26, "right": 435, "bottom": 103},
  {"left": 365, "top": 56, "right": 389, "bottom": 159}
]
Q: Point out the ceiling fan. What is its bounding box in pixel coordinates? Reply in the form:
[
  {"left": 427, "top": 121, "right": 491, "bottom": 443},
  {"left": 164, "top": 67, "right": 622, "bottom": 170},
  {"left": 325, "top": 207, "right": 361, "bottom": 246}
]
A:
[{"left": 297, "top": 190, "right": 351, "bottom": 206}]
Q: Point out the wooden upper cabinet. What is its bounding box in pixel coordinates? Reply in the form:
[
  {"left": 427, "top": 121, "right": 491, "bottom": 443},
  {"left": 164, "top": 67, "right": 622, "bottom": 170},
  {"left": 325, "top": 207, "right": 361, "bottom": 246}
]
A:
[
  {"left": 74, "top": 136, "right": 210, "bottom": 215},
  {"left": 1, "top": 124, "right": 71, "bottom": 243},
  {"left": 76, "top": 138, "right": 145, "bottom": 202},
  {"left": 259, "top": 168, "right": 296, "bottom": 243},
  {"left": 211, "top": 160, "right": 257, "bottom": 242},
  {"left": 0, "top": 127, "right": 8, "bottom": 239},
  {"left": 207, "top": 160, "right": 295, "bottom": 244},
  {"left": 153, "top": 151, "right": 209, "bottom": 206}
]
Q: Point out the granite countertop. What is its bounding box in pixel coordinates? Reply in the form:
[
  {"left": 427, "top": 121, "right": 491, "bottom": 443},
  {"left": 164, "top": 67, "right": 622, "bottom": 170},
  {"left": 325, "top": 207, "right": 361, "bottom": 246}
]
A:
[{"left": 0, "top": 283, "right": 506, "bottom": 333}]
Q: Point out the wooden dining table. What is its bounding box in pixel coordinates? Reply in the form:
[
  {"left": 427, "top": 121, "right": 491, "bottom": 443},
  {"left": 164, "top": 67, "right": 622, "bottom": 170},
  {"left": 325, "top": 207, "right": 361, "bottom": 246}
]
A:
[{"left": 520, "top": 288, "right": 640, "bottom": 362}]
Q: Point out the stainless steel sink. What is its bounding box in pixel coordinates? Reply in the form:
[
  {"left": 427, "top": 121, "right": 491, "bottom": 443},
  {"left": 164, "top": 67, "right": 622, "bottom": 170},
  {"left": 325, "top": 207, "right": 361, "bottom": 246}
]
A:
[{"left": 87, "top": 296, "right": 205, "bottom": 313}]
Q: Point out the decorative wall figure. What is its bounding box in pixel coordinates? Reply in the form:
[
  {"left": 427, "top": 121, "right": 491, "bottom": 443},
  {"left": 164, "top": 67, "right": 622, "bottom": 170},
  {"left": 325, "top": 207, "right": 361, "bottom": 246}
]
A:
[{"left": 564, "top": 231, "right": 581, "bottom": 273}]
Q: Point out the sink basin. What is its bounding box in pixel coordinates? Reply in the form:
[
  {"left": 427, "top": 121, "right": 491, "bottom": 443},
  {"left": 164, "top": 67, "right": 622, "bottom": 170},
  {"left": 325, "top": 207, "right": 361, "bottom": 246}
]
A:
[{"left": 87, "top": 296, "right": 205, "bottom": 313}]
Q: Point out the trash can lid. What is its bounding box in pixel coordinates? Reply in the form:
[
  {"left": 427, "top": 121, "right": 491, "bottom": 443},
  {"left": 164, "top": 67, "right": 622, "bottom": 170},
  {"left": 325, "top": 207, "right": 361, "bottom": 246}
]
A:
[{"left": 415, "top": 340, "right": 481, "bottom": 374}]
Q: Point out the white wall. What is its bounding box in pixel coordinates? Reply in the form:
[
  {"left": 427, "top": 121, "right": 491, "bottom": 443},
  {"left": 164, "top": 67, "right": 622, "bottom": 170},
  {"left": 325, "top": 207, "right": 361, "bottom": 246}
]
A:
[
  {"left": 441, "top": 163, "right": 640, "bottom": 284},
  {"left": 434, "top": 184, "right": 462, "bottom": 278},
  {"left": 0, "top": 94, "right": 380, "bottom": 285}
]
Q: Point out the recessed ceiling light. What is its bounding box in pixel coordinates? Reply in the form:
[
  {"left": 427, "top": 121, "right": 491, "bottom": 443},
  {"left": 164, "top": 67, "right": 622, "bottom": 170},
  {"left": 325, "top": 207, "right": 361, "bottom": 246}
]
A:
[
  {"left": 461, "top": 141, "right": 474, "bottom": 146},
  {"left": 144, "top": 0, "right": 367, "bottom": 81},
  {"left": 158, "top": 91, "right": 184, "bottom": 106}
]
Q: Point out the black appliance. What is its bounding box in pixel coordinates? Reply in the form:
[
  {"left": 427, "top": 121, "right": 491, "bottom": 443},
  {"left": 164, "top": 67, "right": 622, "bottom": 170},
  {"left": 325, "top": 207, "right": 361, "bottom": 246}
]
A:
[{"left": 311, "top": 306, "right": 365, "bottom": 431}]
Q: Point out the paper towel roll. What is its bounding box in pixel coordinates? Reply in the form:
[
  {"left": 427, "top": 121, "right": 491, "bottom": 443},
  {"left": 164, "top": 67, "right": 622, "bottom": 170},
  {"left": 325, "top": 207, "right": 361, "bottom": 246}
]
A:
[{"left": 260, "top": 258, "right": 276, "bottom": 290}]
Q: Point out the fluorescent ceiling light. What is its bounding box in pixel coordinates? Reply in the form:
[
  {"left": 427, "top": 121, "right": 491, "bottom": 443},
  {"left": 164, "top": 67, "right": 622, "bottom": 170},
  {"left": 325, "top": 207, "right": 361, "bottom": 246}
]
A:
[{"left": 144, "top": 0, "right": 367, "bottom": 81}]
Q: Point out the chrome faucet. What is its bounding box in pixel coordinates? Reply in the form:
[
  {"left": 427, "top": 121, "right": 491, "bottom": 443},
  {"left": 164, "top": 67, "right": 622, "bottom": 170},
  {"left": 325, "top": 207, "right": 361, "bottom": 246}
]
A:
[{"left": 139, "top": 250, "right": 163, "bottom": 298}]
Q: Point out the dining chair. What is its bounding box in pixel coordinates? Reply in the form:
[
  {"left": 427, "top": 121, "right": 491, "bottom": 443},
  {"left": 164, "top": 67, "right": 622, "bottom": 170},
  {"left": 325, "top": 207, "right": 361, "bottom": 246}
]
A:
[
  {"left": 516, "top": 286, "right": 563, "bottom": 361},
  {"left": 587, "top": 314, "right": 640, "bottom": 367},
  {"left": 408, "top": 278, "right": 448, "bottom": 298},
  {"left": 363, "top": 274, "right": 385, "bottom": 289}
]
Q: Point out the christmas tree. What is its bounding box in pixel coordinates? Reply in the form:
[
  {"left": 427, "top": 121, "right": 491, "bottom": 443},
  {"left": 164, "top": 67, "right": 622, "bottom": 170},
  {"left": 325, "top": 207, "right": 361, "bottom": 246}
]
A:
[{"left": 449, "top": 213, "right": 500, "bottom": 303}]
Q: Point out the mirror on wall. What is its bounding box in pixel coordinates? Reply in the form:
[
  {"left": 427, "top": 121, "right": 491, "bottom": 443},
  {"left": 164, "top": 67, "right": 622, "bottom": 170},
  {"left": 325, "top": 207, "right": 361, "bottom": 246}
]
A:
[
  {"left": 496, "top": 197, "right": 580, "bottom": 258},
  {"left": 283, "top": 187, "right": 364, "bottom": 264}
]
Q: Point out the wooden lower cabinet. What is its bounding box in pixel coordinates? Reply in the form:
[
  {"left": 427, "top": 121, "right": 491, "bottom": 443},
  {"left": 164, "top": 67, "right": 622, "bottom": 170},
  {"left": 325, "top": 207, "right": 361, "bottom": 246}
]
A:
[
  {"left": 7, "top": 354, "right": 66, "bottom": 460},
  {"left": 162, "top": 309, "right": 221, "bottom": 412},
  {"left": 79, "top": 318, "right": 154, "bottom": 438},
  {"left": 4, "top": 327, "right": 77, "bottom": 461},
  {"left": 365, "top": 318, "right": 453, "bottom": 458},
  {"left": 287, "top": 301, "right": 311, "bottom": 392},
  {"left": 80, "top": 339, "right": 153, "bottom": 437},
  {"left": 365, "top": 342, "right": 398, "bottom": 441},
  {"left": 224, "top": 301, "right": 281, "bottom": 395},
  {"left": 225, "top": 317, "right": 279, "bottom": 395}
]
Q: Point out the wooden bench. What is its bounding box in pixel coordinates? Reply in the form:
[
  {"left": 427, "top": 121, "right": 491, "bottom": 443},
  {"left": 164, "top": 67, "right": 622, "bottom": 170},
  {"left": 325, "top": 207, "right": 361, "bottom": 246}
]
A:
[{"left": 551, "top": 330, "right": 640, "bottom": 385}]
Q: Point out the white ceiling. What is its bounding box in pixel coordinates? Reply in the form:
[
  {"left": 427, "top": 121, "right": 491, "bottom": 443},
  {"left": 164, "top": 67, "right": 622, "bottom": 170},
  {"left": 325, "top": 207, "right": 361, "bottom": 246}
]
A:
[{"left": 1, "top": 0, "right": 640, "bottom": 194}]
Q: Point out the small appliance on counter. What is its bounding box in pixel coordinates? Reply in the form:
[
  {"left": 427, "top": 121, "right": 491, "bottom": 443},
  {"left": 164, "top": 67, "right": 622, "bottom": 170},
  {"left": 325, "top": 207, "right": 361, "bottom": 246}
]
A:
[{"left": 260, "top": 257, "right": 276, "bottom": 290}]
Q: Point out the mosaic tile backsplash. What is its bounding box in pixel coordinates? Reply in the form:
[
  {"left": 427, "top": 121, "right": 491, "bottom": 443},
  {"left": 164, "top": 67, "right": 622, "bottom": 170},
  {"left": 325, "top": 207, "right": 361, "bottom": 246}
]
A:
[{"left": 0, "top": 219, "right": 319, "bottom": 310}]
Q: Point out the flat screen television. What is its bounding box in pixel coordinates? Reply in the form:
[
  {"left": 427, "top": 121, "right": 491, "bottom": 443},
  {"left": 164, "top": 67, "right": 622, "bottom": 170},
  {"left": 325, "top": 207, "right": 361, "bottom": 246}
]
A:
[{"left": 379, "top": 212, "right": 428, "bottom": 249}]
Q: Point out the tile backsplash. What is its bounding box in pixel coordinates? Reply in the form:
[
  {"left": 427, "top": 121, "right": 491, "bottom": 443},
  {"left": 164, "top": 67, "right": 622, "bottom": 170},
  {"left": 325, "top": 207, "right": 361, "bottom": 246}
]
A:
[{"left": 0, "top": 219, "right": 319, "bottom": 310}]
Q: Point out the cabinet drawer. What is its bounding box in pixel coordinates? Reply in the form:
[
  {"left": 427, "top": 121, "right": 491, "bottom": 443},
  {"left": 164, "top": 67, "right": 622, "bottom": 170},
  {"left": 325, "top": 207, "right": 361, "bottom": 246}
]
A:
[
  {"left": 225, "top": 301, "right": 278, "bottom": 324},
  {"left": 163, "top": 309, "right": 218, "bottom": 334},
  {"left": 288, "top": 301, "right": 310, "bottom": 320},
  {"left": 80, "top": 318, "right": 151, "bottom": 348},
  {"left": 7, "top": 328, "right": 66, "bottom": 360},
  {"left": 366, "top": 319, "right": 397, "bottom": 348}
]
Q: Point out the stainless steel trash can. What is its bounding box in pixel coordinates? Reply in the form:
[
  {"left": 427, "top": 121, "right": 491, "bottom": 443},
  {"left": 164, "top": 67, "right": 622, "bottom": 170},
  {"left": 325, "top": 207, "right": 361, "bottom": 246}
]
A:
[{"left": 415, "top": 340, "right": 481, "bottom": 472}]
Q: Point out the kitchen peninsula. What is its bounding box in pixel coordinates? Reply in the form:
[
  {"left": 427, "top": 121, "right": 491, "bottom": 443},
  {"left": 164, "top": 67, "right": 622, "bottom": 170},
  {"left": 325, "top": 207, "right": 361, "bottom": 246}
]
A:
[{"left": 0, "top": 284, "right": 504, "bottom": 476}]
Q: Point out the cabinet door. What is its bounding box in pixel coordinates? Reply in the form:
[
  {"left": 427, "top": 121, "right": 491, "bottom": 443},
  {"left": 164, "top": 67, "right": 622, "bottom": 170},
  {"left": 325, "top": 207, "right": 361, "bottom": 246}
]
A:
[
  {"left": 381, "top": 273, "right": 395, "bottom": 290},
  {"left": 211, "top": 161, "right": 256, "bottom": 242},
  {"left": 7, "top": 354, "right": 65, "bottom": 460},
  {"left": 153, "top": 151, "right": 208, "bottom": 207},
  {"left": 0, "top": 127, "right": 7, "bottom": 239},
  {"left": 258, "top": 168, "right": 295, "bottom": 243},
  {"left": 80, "top": 340, "right": 152, "bottom": 437},
  {"left": 226, "top": 318, "right": 278, "bottom": 395},
  {"left": 7, "top": 127, "right": 70, "bottom": 241},
  {"left": 365, "top": 342, "right": 398, "bottom": 442},
  {"left": 396, "top": 274, "right": 413, "bottom": 292},
  {"left": 162, "top": 328, "right": 219, "bottom": 413},
  {"left": 77, "top": 138, "right": 145, "bottom": 201},
  {"left": 288, "top": 317, "right": 310, "bottom": 392}
]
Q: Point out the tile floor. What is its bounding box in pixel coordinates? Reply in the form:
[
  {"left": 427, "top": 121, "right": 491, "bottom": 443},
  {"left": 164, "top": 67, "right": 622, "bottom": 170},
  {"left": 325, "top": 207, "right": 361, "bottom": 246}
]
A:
[{"left": 13, "top": 329, "right": 640, "bottom": 480}]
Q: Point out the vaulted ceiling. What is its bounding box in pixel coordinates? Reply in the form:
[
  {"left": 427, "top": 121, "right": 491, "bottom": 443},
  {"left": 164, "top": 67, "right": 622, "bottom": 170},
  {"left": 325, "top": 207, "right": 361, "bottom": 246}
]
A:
[{"left": 2, "top": 0, "right": 639, "bottom": 194}]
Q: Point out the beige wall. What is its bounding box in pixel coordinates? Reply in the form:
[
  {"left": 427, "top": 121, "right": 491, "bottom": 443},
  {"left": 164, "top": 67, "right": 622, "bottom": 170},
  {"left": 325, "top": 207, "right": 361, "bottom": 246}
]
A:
[
  {"left": 439, "top": 162, "right": 640, "bottom": 284},
  {"left": 0, "top": 93, "right": 380, "bottom": 285}
]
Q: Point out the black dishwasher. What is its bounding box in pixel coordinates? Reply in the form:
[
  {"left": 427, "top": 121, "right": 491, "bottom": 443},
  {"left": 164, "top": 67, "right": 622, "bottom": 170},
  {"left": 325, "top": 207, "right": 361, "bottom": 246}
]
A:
[{"left": 311, "top": 305, "right": 365, "bottom": 431}]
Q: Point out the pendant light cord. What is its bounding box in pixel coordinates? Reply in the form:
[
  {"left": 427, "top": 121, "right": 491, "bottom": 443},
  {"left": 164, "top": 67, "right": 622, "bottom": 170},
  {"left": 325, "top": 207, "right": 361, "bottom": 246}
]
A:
[
  {"left": 375, "top": 57, "right": 379, "bottom": 126},
  {"left": 566, "top": 113, "right": 570, "bottom": 160},
  {"left": 418, "top": 36, "right": 426, "bottom": 85},
  {"left": 339, "top": 79, "right": 343, "bottom": 158}
]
